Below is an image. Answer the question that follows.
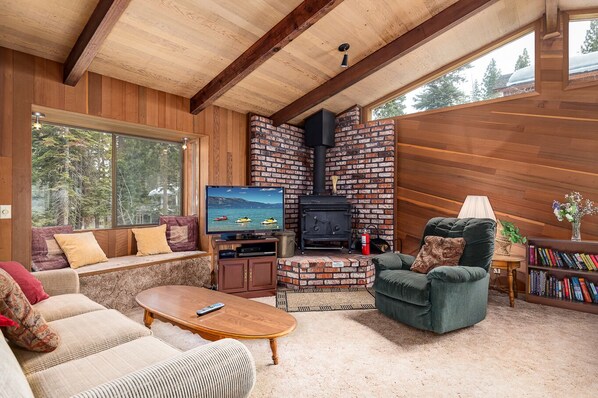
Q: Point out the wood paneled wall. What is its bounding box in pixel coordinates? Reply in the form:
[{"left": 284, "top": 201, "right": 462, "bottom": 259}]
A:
[
  {"left": 0, "top": 47, "right": 247, "bottom": 267},
  {"left": 393, "top": 19, "right": 598, "bottom": 253}
]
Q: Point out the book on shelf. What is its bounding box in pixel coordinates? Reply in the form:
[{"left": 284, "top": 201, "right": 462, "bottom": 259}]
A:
[
  {"left": 528, "top": 270, "right": 597, "bottom": 304},
  {"left": 528, "top": 245, "right": 597, "bottom": 271}
]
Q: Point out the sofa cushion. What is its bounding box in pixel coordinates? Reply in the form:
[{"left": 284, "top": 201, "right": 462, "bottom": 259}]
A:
[
  {"left": 13, "top": 309, "right": 151, "bottom": 374},
  {"left": 27, "top": 336, "right": 180, "bottom": 398},
  {"left": 373, "top": 269, "right": 431, "bottom": 306},
  {"left": 0, "top": 269, "right": 60, "bottom": 353},
  {"left": 160, "top": 215, "right": 199, "bottom": 252},
  {"left": 411, "top": 236, "right": 465, "bottom": 274},
  {"left": 54, "top": 232, "right": 109, "bottom": 269},
  {"left": 0, "top": 261, "right": 49, "bottom": 304},
  {"left": 32, "top": 225, "right": 73, "bottom": 271},
  {"left": 32, "top": 294, "right": 105, "bottom": 322},
  {"left": 0, "top": 329, "right": 35, "bottom": 398}
]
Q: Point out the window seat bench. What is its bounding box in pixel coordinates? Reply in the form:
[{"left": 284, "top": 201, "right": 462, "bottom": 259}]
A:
[{"left": 77, "top": 251, "right": 211, "bottom": 312}]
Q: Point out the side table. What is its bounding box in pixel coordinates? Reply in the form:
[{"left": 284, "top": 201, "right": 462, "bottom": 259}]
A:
[{"left": 491, "top": 255, "right": 525, "bottom": 307}]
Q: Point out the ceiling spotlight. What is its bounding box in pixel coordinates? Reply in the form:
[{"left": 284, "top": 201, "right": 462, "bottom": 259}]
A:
[
  {"left": 338, "top": 43, "right": 350, "bottom": 68},
  {"left": 182, "top": 137, "right": 188, "bottom": 150},
  {"left": 32, "top": 112, "right": 45, "bottom": 130}
]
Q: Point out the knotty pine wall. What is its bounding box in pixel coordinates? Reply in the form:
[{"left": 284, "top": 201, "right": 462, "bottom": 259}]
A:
[
  {"left": 0, "top": 47, "right": 247, "bottom": 267},
  {"left": 393, "top": 19, "right": 598, "bottom": 254}
]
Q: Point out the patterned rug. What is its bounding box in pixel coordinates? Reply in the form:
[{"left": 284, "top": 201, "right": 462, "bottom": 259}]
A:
[{"left": 276, "top": 287, "right": 375, "bottom": 312}]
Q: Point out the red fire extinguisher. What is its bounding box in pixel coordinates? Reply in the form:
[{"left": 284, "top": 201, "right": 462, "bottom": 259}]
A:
[{"left": 361, "top": 229, "right": 370, "bottom": 255}]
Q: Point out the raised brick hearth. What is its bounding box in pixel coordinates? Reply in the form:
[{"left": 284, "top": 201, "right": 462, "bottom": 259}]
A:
[{"left": 277, "top": 253, "right": 375, "bottom": 289}]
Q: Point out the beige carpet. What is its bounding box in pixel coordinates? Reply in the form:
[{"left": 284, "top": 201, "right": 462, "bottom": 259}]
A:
[
  {"left": 276, "top": 287, "right": 375, "bottom": 312},
  {"left": 126, "top": 291, "right": 598, "bottom": 397}
]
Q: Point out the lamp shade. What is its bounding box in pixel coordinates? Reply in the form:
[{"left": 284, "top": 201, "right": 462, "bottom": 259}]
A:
[{"left": 457, "top": 196, "right": 496, "bottom": 220}]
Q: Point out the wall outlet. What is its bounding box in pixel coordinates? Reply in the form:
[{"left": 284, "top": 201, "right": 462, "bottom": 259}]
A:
[{"left": 0, "top": 205, "right": 11, "bottom": 219}]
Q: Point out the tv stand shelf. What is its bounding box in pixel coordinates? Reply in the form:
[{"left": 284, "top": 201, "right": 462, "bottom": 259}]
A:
[{"left": 214, "top": 238, "right": 278, "bottom": 298}]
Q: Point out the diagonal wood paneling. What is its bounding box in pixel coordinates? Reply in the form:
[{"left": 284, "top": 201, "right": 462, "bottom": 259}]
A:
[{"left": 394, "top": 18, "right": 598, "bottom": 254}]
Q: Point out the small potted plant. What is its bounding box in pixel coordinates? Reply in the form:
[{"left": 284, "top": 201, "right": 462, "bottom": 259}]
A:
[{"left": 495, "top": 220, "right": 527, "bottom": 256}]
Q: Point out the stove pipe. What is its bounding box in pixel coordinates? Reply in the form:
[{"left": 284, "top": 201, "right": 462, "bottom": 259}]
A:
[{"left": 304, "top": 109, "right": 336, "bottom": 195}]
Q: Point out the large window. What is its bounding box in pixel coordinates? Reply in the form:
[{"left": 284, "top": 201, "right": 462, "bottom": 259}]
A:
[
  {"left": 371, "top": 31, "right": 536, "bottom": 120},
  {"left": 569, "top": 17, "right": 598, "bottom": 84},
  {"left": 32, "top": 123, "right": 182, "bottom": 229}
]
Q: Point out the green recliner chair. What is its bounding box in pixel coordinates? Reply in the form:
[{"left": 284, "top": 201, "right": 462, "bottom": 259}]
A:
[{"left": 372, "top": 217, "right": 496, "bottom": 334}]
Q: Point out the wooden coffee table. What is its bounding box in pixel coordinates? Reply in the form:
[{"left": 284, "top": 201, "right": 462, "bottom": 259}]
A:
[{"left": 136, "top": 285, "right": 296, "bottom": 365}]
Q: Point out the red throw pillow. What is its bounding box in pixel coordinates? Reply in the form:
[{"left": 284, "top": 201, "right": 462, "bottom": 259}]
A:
[
  {"left": 0, "top": 262, "right": 49, "bottom": 304},
  {"left": 0, "top": 314, "right": 17, "bottom": 327}
]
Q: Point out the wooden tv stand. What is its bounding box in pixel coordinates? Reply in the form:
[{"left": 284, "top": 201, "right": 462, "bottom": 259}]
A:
[{"left": 214, "top": 238, "right": 278, "bottom": 298}]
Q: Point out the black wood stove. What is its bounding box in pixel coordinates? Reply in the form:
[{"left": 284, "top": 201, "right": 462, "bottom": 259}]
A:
[{"left": 299, "top": 109, "right": 352, "bottom": 254}]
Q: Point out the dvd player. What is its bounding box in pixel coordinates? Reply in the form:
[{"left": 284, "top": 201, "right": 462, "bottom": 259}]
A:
[{"left": 237, "top": 251, "right": 276, "bottom": 257}]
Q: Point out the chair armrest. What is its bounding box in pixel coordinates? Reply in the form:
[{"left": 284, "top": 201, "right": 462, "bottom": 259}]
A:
[
  {"left": 31, "top": 269, "right": 80, "bottom": 296},
  {"left": 72, "top": 339, "right": 256, "bottom": 398},
  {"left": 427, "top": 266, "right": 487, "bottom": 283},
  {"left": 373, "top": 252, "right": 411, "bottom": 273}
]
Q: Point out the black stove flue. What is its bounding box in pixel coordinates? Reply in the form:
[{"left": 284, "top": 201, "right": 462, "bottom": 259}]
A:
[{"left": 299, "top": 109, "right": 352, "bottom": 253}]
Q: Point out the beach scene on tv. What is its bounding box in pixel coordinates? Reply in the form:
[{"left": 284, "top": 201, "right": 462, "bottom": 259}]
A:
[{"left": 206, "top": 186, "right": 284, "bottom": 233}]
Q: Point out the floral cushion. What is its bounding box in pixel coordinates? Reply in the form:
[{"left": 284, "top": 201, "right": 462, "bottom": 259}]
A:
[
  {"left": 411, "top": 236, "right": 466, "bottom": 274},
  {"left": 159, "top": 216, "right": 199, "bottom": 252},
  {"left": 32, "top": 226, "right": 73, "bottom": 271},
  {"left": 0, "top": 269, "right": 60, "bottom": 352}
]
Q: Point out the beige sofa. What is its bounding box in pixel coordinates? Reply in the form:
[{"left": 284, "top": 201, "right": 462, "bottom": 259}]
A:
[{"left": 1, "top": 268, "right": 256, "bottom": 398}]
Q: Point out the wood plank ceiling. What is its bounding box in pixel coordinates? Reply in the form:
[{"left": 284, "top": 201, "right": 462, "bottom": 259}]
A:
[{"left": 0, "top": 0, "right": 596, "bottom": 125}]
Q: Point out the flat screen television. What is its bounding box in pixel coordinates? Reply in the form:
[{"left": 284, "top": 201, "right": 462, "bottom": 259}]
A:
[{"left": 205, "top": 185, "right": 284, "bottom": 235}]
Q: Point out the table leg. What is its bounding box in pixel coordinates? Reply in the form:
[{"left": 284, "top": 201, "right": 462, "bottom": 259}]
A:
[
  {"left": 512, "top": 269, "right": 518, "bottom": 299},
  {"left": 269, "top": 338, "right": 279, "bottom": 365},
  {"left": 143, "top": 310, "right": 155, "bottom": 328},
  {"left": 507, "top": 267, "right": 515, "bottom": 308}
]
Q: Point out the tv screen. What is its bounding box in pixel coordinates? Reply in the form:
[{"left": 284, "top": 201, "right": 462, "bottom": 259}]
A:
[{"left": 206, "top": 186, "right": 284, "bottom": 234}]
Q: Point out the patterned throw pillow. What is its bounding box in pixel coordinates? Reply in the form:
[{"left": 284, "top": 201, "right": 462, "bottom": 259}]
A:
[
  {"left": 159, "top": 216, "right": 199, "bottom": 252},
  {"left": 31, "top": 226, "right": 74, "bottom": 271},
  {"left": 0, "top": 314, "right": 17, "bottom": 327},
  {"left": 0, "top": 269, "right": 60, "bottom": 352},
  {"left": 411, "top": 236, "right": 466, "bottom": 274}
]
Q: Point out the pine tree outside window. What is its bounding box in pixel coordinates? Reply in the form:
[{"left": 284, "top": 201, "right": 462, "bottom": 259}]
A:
[
  {"left": 371, "top": 31, "right": 535, "bottom": 120},
  {"left": 568, "top": 18, "right": 598, "bottom": 84},
  {"left": 32, "top": 123, "right": 183, "bottom": 230}
]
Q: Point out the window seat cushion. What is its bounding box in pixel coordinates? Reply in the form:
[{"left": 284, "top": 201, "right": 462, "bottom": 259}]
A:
[{"left": 77, "top": 251, "right": 211, "bottom": 312}]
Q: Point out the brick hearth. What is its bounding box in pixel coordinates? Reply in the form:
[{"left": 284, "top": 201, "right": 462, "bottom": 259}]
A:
[{"left": 277, "top": 253, "right": 375, "bottom": 289}]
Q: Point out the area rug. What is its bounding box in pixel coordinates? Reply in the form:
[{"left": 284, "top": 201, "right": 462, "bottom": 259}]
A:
[{"left": 276, "top": 287, "right": 375, "bottom": 312}]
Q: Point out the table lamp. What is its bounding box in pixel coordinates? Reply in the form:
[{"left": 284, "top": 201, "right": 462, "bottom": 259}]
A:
[{"left": 457, "top": 195, "right": 496, "bottom": 220}]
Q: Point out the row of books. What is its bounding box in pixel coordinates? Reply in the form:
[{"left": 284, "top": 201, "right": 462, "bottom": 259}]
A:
[
  {"left": 528, "top": 245, "right": 598, "bottom": 271},
  {"left": 528, "top": 270, "right": 598, "bottom": 304}
]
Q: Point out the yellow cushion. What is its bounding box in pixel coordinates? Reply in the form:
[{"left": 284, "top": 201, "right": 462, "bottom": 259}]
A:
[
  {"left": 131, "top": 224, "right": 172, "bottom": 256},
  {"left": 54, "top": 232, "right": 108, "bottom": 269}
]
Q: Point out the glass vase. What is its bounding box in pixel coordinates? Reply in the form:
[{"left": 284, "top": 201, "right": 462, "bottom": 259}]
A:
[{"left": 571, "top": 220, "right": 581, "bottom": 241}]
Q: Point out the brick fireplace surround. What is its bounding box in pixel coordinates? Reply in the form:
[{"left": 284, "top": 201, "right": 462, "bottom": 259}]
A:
[{"left": 250, "top": 106, "right": 395, "bottom": 288}]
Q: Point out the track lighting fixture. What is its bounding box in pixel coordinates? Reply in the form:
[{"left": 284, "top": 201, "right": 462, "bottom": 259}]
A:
[{"left": 338, "top": 43, "right": 350, "bottom": 68}]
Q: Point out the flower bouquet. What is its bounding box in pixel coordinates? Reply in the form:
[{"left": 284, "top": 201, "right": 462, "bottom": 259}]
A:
[{"left": 552, "top": 192, "right": 598, "bottom": 241}]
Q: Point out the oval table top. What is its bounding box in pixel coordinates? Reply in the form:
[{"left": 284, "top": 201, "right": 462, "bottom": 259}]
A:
[{"left": 136, "top": 285, "right": 297, "bottom": 339}]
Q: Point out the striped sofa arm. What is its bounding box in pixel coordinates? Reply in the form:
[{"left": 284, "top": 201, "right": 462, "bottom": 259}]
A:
[
  {"left": 72, "top": 339, "right": 256, "bottom": 398},
  {"left": 32, "top": 268, "right": 80, "bottom": 296}
]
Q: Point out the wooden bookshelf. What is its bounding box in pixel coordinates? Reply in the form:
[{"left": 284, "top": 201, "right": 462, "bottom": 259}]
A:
[{"left": 526, "top": 238, "right": 598, "bottom": 315}]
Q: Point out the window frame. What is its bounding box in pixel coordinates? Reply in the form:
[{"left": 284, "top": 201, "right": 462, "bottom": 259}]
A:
[
  {"left": 563, "top": 9, "right": 598, "bottom": 91},
  {"left": 364, "top": 23, "right": 540, "bottom": 122},
  {"left": 32, "top": 120, "right": 186, "bottom": 231}
]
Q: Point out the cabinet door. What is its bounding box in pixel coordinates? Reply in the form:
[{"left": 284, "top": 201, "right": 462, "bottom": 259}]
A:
[
  {"left": 218, "top": 259, "right": 248, "bottom": 293},
  {"left": 248, "top": 257, "right": 277, "bottom": 291}
]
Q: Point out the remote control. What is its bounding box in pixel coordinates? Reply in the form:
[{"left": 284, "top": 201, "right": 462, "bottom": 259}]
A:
[{"left": 196, "top": 302, "right": 225, "bottom": 316}]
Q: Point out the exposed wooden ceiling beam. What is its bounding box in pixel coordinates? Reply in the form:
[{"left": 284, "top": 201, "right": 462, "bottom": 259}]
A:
[
  {"left": 63, "top": 0, "right": 131, "bottom": 86},
  {"left": 190, "top": 0, "right": 344, "bottom": 115},
  {"left": 543, "top": 0, "right": 560, "bottom": 40},
  {"left": 270, "top": 0, "right": 498, "bottom": 126}
]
